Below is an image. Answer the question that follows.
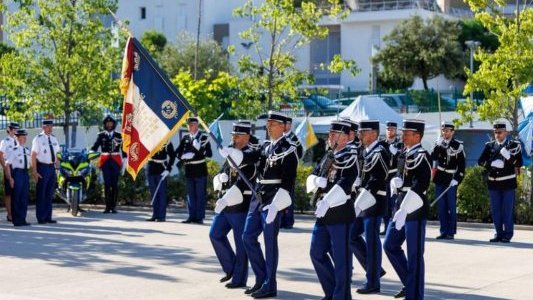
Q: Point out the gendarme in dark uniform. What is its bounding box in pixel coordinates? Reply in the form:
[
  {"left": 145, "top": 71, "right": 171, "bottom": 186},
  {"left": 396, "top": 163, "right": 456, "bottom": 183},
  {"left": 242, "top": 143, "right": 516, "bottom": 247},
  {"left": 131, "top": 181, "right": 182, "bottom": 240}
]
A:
[
  {"left": 146, "top": 142, "right": 175, "bottom": 222},
  {"left": 210, "top": 122, "right": 259, "bottom": 289},
  {"left": 478, "top": 121, "right": 522, "bottom": 243},
  {"left": 308, "top": 120, "right": 357, "bottom": 300},
  {"left": 351, "top": 120, "right": 389, "bottom": 295},
  {"left": 242, "top": 111, "right": 298, "bottom": 298},
  {"left": 91, "top": 115, "right": 124, "bottom": 213},
  {"left": 175, "top": 117, "right": 213, "bottom": 224},
  {"left": 384, "top": 119, "right": 431, "bottom": 300},
  {"left": 430, "top": 122, "right": 465, "bottom": 240}
]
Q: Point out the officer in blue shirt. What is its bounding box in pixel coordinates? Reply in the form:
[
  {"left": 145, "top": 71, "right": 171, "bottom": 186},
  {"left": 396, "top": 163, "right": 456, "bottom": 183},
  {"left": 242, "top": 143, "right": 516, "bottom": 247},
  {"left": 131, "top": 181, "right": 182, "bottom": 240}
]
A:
[
  {"left": 0, "top": 122, "right": 19, "bottom": 222},
  {"left": 5, "top": 129, "right": 31, "bottom": 227},
  {"left": 31, "top": 120, "right": 60, "bottom": 224}
]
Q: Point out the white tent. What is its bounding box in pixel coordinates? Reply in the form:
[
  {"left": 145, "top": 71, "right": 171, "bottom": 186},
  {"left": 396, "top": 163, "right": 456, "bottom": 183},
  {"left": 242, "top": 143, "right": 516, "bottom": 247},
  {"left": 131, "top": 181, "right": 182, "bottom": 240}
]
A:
[{"left": 311, "top": 95, "right": 404, "bottom": 134}]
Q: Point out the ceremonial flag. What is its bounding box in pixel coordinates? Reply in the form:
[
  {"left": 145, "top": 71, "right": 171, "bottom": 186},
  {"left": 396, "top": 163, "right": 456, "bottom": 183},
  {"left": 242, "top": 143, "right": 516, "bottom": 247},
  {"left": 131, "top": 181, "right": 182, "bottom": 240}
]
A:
[
  {"left": 120, "top": 37, "right": 191, "bottom": 179},
  {"left": 294, "top": 115, "right": 318, "bottom": 151},
  {"left": 208, "top": 113, "right": 224, "bottom": 145}
]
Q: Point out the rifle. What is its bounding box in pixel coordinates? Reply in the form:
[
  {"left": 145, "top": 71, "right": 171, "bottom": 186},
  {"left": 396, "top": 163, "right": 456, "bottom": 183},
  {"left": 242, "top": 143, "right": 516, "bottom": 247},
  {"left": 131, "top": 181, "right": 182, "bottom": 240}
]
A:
[{"left": 309, "top": 149, "right": 336, "bottom": 208}]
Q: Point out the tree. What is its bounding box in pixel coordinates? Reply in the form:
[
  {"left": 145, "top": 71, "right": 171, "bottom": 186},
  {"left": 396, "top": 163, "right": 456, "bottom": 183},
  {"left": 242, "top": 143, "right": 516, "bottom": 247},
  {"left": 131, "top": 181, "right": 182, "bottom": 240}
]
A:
[
  {"left": 160, "top": 32, "right": 231, "bottom": 80},
  {"left": 457, "top": 2, "right": 533, "bottom": 133},
  {"left": 234, "top": 0, "right": 358, "bottom": 112},
  {"left": 140, "top": 30, "right": 167, "bottom": 61},
  {"left": 0, "top": 0, "right": 121, "bottom": 147},
  {"left": 373, "top": 15, "right": 464, "bottom": 90}
]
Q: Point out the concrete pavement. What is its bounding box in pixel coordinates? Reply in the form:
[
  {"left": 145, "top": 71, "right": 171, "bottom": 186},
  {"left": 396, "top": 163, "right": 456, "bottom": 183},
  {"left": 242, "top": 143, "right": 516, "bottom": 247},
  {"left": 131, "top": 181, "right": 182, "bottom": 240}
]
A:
[{"left": 0, "top": 206, "right": 532, "bottom": 300}]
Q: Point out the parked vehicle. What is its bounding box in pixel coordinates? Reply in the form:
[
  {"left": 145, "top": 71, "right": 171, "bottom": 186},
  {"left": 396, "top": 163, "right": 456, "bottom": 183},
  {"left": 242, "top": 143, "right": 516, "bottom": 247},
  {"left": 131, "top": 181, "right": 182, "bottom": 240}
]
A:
[
  {"left": 301, "top": 94, "right": 347, "bottom": 116},
  {"left": 378, "top": 93, "right": 419, "bottom": 113},
  {"left": 56, "top": 148, "right": 100, "bottom": 216}
]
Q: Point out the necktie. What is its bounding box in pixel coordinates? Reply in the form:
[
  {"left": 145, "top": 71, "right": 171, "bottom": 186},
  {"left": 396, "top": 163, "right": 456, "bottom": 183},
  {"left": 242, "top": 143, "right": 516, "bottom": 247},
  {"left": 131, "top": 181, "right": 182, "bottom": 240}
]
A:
[
  {"left": 48, "top": 136, "right": 55, "bottom": 163},
  {"left": 23, "top": 148, "right": 28, "bottom": 170}
]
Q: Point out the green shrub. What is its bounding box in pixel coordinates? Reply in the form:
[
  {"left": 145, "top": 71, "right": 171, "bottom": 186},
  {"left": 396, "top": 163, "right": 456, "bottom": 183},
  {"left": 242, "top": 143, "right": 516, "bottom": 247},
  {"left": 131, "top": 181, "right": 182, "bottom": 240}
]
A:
[
  {"left": 515, "top": 170, "right": 533, "bottom": 225},
  {"left": 457, "top": 166, "right": 491, "bottom": 222},
  {"left": 206, "top": 159, "right": 221, "bottom": 209},
  {"left": 118, "top": 170, "right": 150, "bottom": 205},
  {"left": 294, "top": 164, "right": 314, "bottom": 213}
]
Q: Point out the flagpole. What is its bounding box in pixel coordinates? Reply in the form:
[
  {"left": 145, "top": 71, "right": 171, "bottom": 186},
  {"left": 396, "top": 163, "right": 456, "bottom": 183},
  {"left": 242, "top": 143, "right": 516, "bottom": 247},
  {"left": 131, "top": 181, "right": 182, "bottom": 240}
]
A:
[{"left": 107, "top": 8, "right": 132, "bottom": 36}]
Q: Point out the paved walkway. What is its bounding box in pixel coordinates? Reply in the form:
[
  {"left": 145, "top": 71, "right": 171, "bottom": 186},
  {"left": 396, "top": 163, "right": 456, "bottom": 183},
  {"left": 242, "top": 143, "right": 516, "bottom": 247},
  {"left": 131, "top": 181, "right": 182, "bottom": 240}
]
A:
[{"left": 0, "top": 206, "right": 532, "bottom": 300}]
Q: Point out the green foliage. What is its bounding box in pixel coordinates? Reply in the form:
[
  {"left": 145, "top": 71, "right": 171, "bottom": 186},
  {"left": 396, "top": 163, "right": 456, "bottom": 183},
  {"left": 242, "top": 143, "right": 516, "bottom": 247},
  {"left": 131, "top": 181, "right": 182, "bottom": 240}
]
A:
[
  {"left": 160, "top": 32, "right": 231, "bottom": 80},
  {"left": 457, "top": 166, "right": 491, "bottom": 222},
  {"left": 234, "top": 0, "right": 356, "bottom": 111},
  {"left": 459, "top": 18, "right": 499, "bottom": 53},
  {"left": 294, "top": 164, "right": 314, "bottom": 213},
  {"left": 373, "top": 16, "right": 464, "bottom": 90},
  {"left": 0, "top": 0, "right": 121, "bottom": 147},
  {"left": 140, "top": 30, "right": 167, "bottom": 60},
  {"left": 118, "top": 169, "right": 150, "bottom": 205},
  {"left": 408, "top": 90, "right": 456, "bottom": 112},
  {"left": 376, "top": 69, "right": 413, "bottom": 91},
  {"left": 457, "top": 3, "right": 533, "bottom": 134},
  {"left": 206, "top": 159, "right": 221, "bottom": 209},
  {"left": 171, "top": 70, "right": 239, "bottom": 123}
]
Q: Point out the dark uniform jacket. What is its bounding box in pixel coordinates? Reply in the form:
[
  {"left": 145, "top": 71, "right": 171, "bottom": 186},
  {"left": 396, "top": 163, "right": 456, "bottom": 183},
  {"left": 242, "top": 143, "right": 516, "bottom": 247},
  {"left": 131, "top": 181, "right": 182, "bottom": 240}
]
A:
[
  {"left": 393, "top": 144, "right": 432, "bottom": 221},
  {"left": 219, "top": 145, "right": 260, "bottom": 213},
  {"left": 380, "top": 137, "right": 404, "bottom": 182},
  {"left": 175, "top": 131, "right": 212, "bottom": 178},
  {"left": 359, "top": 141, "right": 389, "bottom": 218},
  {"left": 431, "top": 138, "right": 466, "bottom": 185},
  {"left": 249, "top": 136, "right": 298, "bottom": 212},
  {"left": 478, "top": 139, "right": 522, "bottom": 190},
  {"left": 147, "top": 143, "right": 175, "bottom": 175},
  {"left": 91, "top": 131, "right": 124, "bottom": 155},
  {"left": 314, "top": 145, "right": 357, "bottom": 225},
  {"left": 285, "top": 131, "right": 304, "bottom": 160}
]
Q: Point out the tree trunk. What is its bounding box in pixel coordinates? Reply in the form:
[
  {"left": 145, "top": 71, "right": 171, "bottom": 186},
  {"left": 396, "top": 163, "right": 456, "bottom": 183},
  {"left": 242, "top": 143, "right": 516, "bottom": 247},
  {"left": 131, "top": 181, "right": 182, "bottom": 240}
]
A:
[{"left": 422, "top": 76, "right": 429, "bottom": 91}]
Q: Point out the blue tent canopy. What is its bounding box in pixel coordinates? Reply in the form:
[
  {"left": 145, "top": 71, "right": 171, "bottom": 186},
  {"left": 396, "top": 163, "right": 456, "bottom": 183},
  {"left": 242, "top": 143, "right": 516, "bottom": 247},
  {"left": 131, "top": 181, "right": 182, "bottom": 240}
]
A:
[{"left": 518, "top": 112, "right": 533, "bottom": 166}]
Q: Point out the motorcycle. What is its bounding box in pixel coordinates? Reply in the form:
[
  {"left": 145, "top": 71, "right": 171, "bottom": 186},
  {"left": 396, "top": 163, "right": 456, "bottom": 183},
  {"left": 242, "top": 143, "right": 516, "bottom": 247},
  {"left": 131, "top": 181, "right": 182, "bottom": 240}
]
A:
[{"left": 56, "top": 148, "right": 100, "bottom": 216}]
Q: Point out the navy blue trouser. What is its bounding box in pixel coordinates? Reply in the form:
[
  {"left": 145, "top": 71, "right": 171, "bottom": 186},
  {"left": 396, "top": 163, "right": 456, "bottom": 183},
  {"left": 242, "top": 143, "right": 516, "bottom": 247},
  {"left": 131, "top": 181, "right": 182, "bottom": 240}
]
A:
[
  {"left": 310, "top": 222, "right": 352, "bottom": 300},
  {"left": 11, "top": 169, "right": 29, "bottom": 226},
  {"left": 489, "top": 189, "right": 515, "bottom": 240},
  {"left": 102, "top": 160, "right": 120, "bottom": 210},
  {"left": 383, "top": 185, "right": 396, "bottom": 231},
  {"left": 209, "top": 211, "right": 248, "bottom": 285},
  {"left": 280, "top": 203, "right": 294, "bottom": 228},
  {"left": 186, "top": 176, "right": 207, "bottom": 221},
  {"left": 436, "top": 184, "right": 457, "bottom": 236},
  {"left": 384, "top": 219, "right": 426, "bottom": 300},
  {"left": 148, "top": 174, "right": 167, "bottom": 220},
  {"left": 242, "top": 206, "right": 280, "bottom": 293},
  {"left": 36, "top": 163, "right": 56, "bottom": 222},
  {"left": 350, "top": 216, "right": 383, "bottom": 289}
]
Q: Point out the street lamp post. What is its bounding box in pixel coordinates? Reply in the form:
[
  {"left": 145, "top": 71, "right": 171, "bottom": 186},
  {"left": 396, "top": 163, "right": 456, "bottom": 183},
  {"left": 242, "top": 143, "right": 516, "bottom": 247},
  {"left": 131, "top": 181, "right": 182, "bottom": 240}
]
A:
[{"left": 465, "top": 40, "right": 480, "bottom": 128}]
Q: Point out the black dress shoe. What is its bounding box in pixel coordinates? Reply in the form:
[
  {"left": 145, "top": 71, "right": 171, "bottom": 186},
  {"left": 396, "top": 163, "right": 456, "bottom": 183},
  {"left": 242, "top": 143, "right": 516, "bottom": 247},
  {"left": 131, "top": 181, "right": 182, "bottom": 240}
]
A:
[
  {"left": 111, "top": 209, "right": 118, "bottom": 214},
  {"left": 244, "top": 284, "right": 262, "bottom": 295},
  {"left": 320, "top": 297, "right": 332, "bottom": 300},
  {"left": 225, "top": 282, "right": 246, "bottom": 289},
  {"left": 251, "top": 290, "right": 277, "bottom": 299},
  {"left": 103, "top": 210, "right": 111, "bottom": 214},
  {"left": 394, "top": 287, "right": 406, "bottom": 298},
  {"left": 193, "top": 220, "right": 204, "bottom": 224},
  {"left": 38, "top": 221, "right": 47, "bottom": 224},
  {"left": 14, "top": 222, "right": 31, "bottom": 227},
  {"left": 446, "top": 234, "right": 455, "bottom": 240},
  {"left": 436, "top": 234, "right": 447, "bottom": 239},
  {"left": 155, "top": 219, "right": 166, "bottom": 222},
  {"left": 219, "top": 272, "right": 232, "bottom": 283},
  {"left": 146, "top": 218, "right": 156, "bottom": 222},
  {"left": 500, "top": 238, "right": 511, "bottom": 243},
  {"left": 7, "top": 216, "right": 12, "bottom": 222},
  {"left": 489, "top": 237, "right": 501, "bottom": 243},
  {"left": 380, "top": 269, "right": 387, "bottom": 278},
  {"left": 181, "top": 219, "right": 192, "bottom": 224},
  {"left": 356, "top": 286, "right": 380, "bottom": 294},
  {"left": 47, "top": 220, "right": 57, "bottom": 224}
]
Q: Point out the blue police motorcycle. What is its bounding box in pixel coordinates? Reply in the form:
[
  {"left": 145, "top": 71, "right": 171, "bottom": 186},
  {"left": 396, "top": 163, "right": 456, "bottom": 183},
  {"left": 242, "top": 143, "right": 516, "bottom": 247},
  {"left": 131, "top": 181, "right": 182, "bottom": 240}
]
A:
[{"left": 56, "top": 148, "right": 100, "bottom": 216}]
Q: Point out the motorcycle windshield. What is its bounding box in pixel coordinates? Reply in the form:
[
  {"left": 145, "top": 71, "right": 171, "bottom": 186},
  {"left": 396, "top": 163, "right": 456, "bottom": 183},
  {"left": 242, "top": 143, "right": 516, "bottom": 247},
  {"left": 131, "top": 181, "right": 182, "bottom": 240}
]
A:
[{"left": 63, "top": 149, "right": 87, "bottom": 170}]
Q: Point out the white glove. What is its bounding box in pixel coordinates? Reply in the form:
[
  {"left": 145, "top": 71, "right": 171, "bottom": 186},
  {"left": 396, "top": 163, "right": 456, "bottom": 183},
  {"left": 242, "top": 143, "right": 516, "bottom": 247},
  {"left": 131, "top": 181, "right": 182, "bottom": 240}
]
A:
[
  {"left": 390, "top": 177, "right": 403, "bottom": 195},
  {"left": 435, "top": 136, "right": 444, "bottom": 146},
  {"left": 389, "top": 144, "right": 398, "bottom": 156},
  {"left": 161, "top": 170, "right": 169, "bottom": 178},
  {"left": 393, "top": 209, "right": 408, "bottom": 230},
  {"left": 219, "top": 173, "right": 229, "bottom": 183},
  {"left": 314, "top": 176, "right": 327, "bottom": 189},
  {"left": 219, "top": 146, "right": 230, "bottom": 158},
  {"left": 214, "top": 198, "right": 227, "bottom": 214},
  {"left": 181, "top": 152, "right": 195, "bottom": 160},
  {"left": 449, "top": 179, "right": 458, "bottom": 187},
  {"left": 354, "top": 177, "right": 362, "bottom": 188},
  {"left": 314, "top": 200, "right": 330, "bottom": 218},
  {"left": 192, "top": 139, "right": 201, "bottom": 150},
  {"left": 263, "top": 204, "right": 278, "bottom": 224},
  {"left": 500, "top": 148, "right": 511, "bottom": 160},
  {"left": 491, "top": 159, "right": 504, "bottom": 169},
  {"left": 121, "top": 158, "right": 127, "bottom": 176}
]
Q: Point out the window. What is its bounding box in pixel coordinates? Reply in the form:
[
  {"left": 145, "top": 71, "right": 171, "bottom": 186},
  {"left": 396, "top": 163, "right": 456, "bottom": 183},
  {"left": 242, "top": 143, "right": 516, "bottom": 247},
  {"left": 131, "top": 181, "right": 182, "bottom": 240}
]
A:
[
  {"left": 140, "top": 7, "right": 146, "bottom": 20},
  {"left": 310, "top": 25, "right": 341, "bottom": 85}
]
